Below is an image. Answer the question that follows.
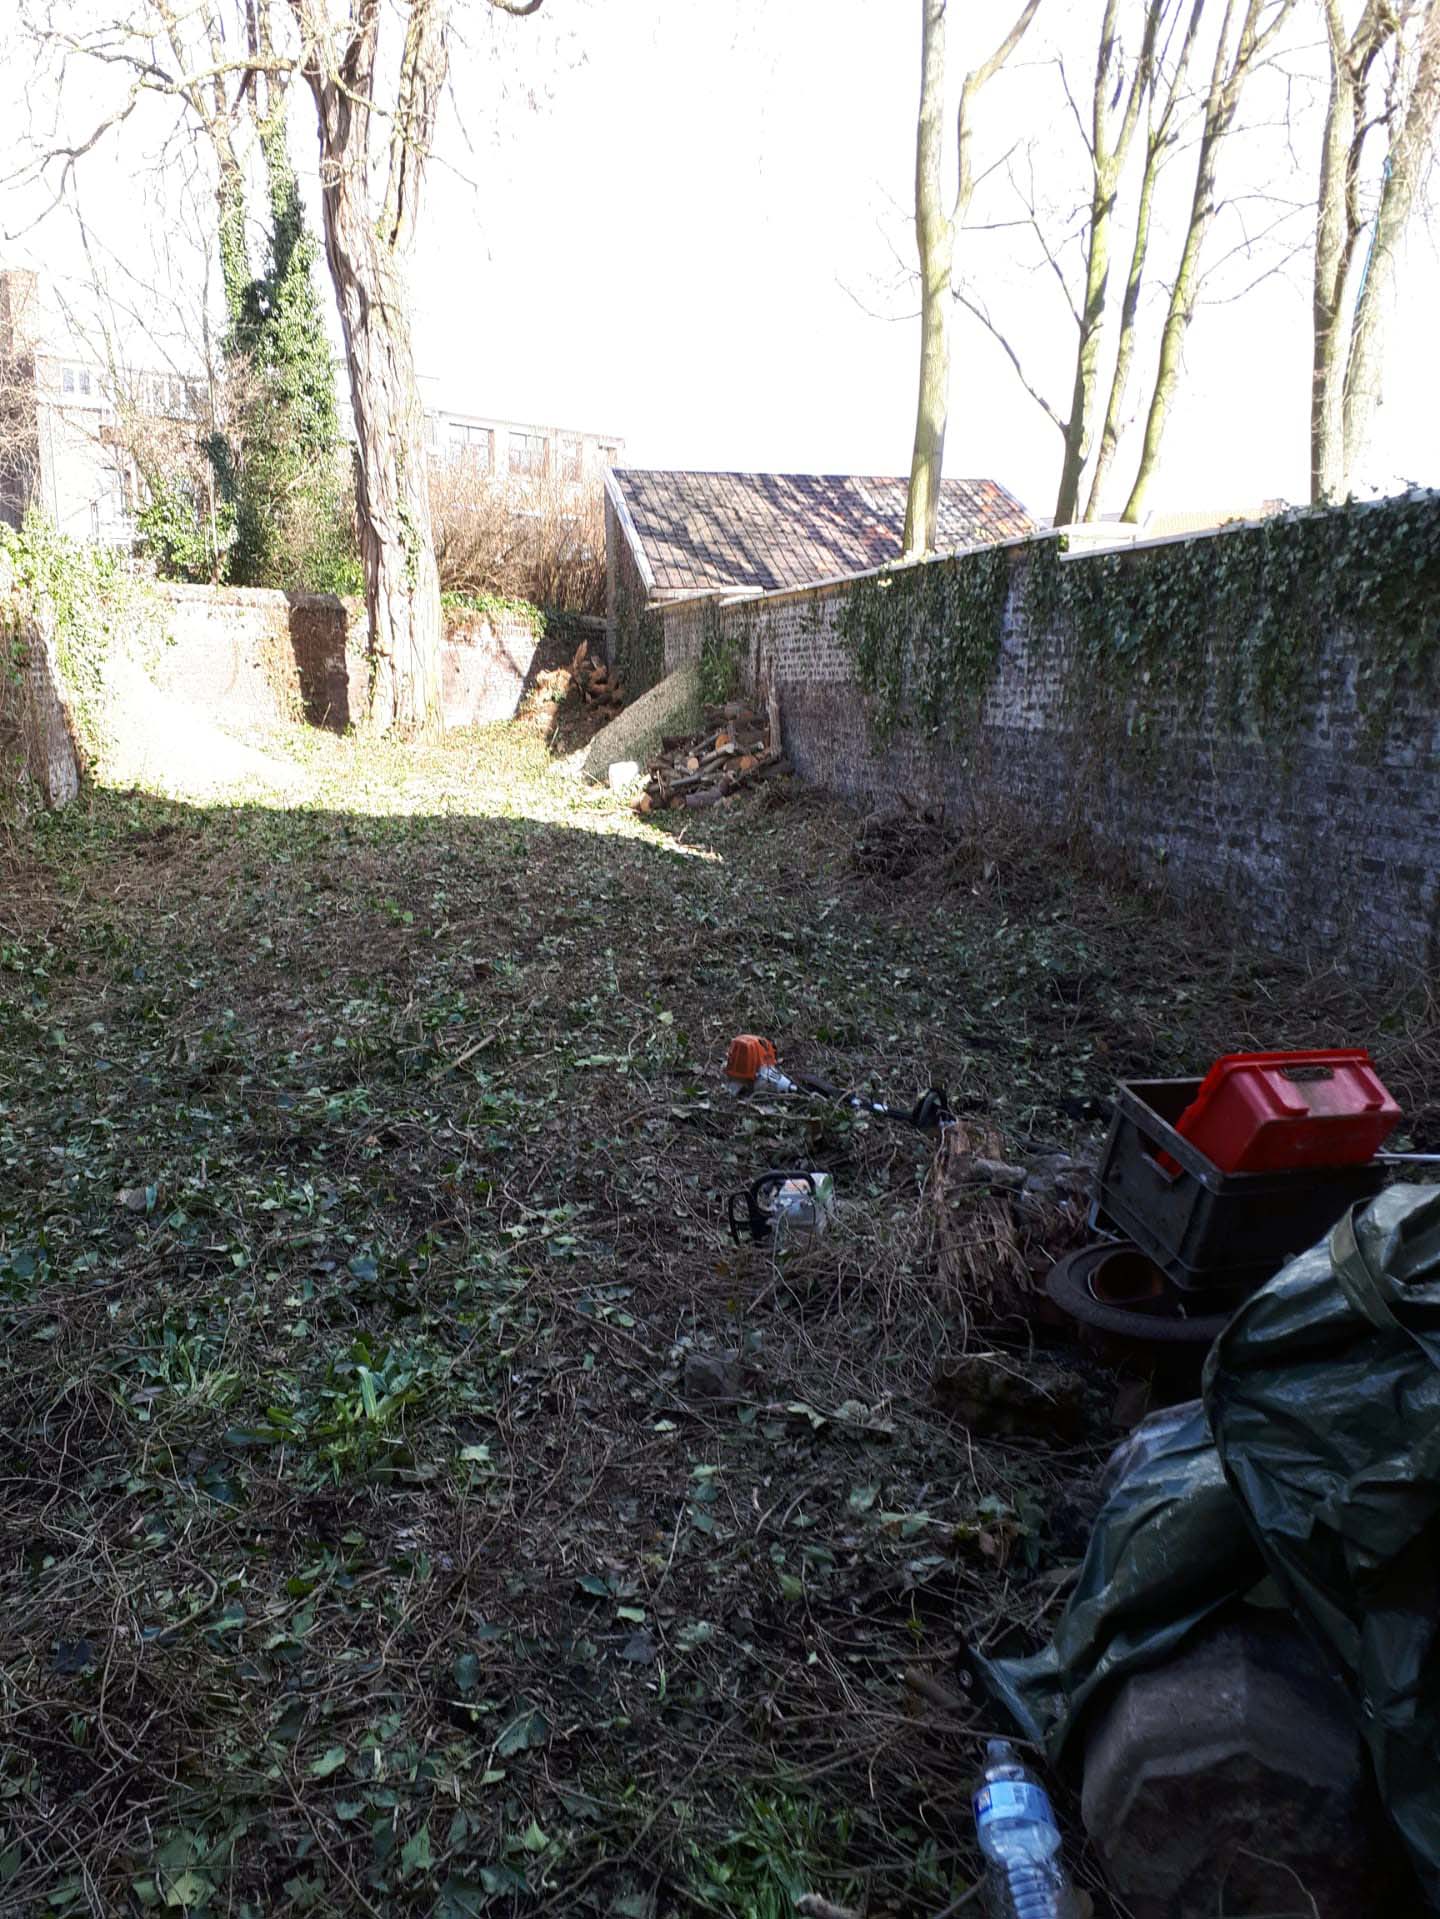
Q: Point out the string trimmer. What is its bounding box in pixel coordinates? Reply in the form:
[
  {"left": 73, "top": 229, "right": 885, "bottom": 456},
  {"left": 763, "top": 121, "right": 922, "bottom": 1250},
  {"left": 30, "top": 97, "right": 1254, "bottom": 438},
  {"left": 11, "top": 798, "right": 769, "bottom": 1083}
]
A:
[{"left": 723, "top": 1034, "right": 952, "bottom": 1132}]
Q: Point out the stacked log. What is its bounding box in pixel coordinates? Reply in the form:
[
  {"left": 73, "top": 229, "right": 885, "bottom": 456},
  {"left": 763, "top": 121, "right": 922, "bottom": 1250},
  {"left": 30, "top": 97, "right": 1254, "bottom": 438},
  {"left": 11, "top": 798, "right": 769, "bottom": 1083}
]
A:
[
  {"left": 634, "top": 701, "right": 792, "bottom": 814},
  {"left": 571, "top": 641, "right": 625, "bottom": 713}
]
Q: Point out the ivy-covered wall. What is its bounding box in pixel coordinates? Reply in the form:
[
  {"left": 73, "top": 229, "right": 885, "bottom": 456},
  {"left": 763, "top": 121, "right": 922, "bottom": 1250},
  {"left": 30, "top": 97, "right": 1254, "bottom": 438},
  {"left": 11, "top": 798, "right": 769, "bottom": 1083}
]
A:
[
  {"left": 673, "top": 492, "right": 1440, "bottom": 975},
  {"left": 604, "top": 493, "right": 663, "bottom": 698}
]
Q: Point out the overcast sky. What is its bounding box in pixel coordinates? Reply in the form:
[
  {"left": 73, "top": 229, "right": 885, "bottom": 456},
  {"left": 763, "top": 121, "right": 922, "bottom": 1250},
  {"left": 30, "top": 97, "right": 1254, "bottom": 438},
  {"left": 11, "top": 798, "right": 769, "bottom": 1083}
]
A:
[{"left": 4, "top": 0, "right": 1439, "bottom": 519}]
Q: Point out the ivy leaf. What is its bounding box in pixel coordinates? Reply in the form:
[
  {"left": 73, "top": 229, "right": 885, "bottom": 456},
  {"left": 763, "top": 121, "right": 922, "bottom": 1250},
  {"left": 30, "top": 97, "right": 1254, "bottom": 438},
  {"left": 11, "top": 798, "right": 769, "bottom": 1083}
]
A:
[
  {"left": 494, "top": 1708, "right": 548, "bottom": 1757},
  {"left": 308, "top": 1744, "right": 346, "bottom": 1778},
  {"left": 401, "top": 1823, "right": 433, "bottom": 1877}
]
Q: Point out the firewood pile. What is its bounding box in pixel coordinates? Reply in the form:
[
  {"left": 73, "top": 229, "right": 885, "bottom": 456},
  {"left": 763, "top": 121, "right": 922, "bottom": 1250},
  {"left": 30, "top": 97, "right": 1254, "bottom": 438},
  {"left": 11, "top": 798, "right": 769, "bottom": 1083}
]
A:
[
  {"left": 635, "top": 697, "right": 791, "bottom": 814},
  {"left": 570, "top": 641, "right": 625, "bottom": 714}
]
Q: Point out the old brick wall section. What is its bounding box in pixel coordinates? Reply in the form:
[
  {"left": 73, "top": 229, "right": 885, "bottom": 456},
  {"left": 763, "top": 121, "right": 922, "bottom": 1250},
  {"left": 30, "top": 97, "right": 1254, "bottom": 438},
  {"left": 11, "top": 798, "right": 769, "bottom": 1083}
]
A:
[
  {"left": 665, "top": 543, "right": 1440, "bottom": 976},
  {"left": 153, "top": 585, "right": 556, "bottom": 731}
]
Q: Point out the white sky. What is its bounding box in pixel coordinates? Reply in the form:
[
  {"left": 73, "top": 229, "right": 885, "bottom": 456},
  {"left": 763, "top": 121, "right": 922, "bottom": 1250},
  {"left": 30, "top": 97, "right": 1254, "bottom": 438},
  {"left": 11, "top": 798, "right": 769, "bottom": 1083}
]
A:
[{"left": 4, "top": 0, "right": 1439, "bottom": 520}]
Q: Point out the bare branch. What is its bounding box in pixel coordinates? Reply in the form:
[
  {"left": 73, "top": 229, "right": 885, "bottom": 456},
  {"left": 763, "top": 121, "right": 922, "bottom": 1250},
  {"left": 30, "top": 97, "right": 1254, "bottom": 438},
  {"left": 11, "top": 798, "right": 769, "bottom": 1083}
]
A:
[{"left": 953, "top": 289, "right": 1069, "bottom": 436}]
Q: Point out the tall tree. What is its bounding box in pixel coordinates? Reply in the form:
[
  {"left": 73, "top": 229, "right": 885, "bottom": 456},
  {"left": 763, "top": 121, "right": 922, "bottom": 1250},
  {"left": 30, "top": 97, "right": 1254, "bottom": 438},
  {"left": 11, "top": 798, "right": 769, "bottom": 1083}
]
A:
[
  {"left": 1083, "top": 0, "right": 1205, "bottom": 519},
  {"left": 952, "top": 0, "right": 1167, "bottom": 524},
  {"left": 1052, "top": 0, "right": 1161, "bottom": 524},
  {"left": 902, "top": 0, "right": 1043, "bottom": 558},
  {"left": 1120, "top": 0, "right": 1297, "bottom": 519},
  {"left": 10, "top": 0, "right": 545, "bottom": 729},
  {"left": 953, "top": 0, "right": 1301, "bottom": 523},
  {"left": 1312, "top": 0, "right": 1440, "bottom": 503}
]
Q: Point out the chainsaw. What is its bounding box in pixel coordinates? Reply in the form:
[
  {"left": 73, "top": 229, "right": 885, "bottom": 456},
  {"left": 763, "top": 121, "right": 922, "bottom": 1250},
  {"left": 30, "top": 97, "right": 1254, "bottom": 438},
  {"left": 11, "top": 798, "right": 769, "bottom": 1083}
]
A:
[
  {"left": 727, "top": 1169, "right": 835, "bottom": 1245},
  {"left": 723, "top": 1033, "right": 952, "bottom": 1132}
]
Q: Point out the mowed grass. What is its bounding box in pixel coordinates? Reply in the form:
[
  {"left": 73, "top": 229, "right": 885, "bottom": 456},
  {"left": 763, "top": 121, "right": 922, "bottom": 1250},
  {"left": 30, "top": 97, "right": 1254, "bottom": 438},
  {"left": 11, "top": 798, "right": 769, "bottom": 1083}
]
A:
[{"left": 0, "top": 720, "right": 1430, "bottom": 1918}]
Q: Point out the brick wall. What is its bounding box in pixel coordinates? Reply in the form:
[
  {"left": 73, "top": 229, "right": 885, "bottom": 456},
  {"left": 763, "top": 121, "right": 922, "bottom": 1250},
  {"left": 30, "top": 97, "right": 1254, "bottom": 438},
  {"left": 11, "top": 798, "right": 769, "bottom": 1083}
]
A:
[
  {"left": 153, "top": 584, "right": 558, "bottom": 732},
  {"left": 659, "top": 525, "right": 1440, "bottom": 976}
]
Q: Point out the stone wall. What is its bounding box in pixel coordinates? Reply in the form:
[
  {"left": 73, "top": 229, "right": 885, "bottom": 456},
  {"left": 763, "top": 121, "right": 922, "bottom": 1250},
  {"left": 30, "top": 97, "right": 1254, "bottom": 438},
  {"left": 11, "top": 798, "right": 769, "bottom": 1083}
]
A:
[
  {"left": 153, "top": 584, "right": 562, "bottom": 732},
  {"left": 0, "top": 598, "right": 80, "bottom": 812},
  {"left": 658, "top": 519, "right": 1440, "bottom": 976}
]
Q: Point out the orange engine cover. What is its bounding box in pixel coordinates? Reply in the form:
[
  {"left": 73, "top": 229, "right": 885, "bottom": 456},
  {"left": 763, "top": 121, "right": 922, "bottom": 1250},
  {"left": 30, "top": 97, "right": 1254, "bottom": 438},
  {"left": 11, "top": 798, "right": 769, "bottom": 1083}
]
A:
[{"left": 725, "top": 1034, "right": 777, "bottom": 1082}]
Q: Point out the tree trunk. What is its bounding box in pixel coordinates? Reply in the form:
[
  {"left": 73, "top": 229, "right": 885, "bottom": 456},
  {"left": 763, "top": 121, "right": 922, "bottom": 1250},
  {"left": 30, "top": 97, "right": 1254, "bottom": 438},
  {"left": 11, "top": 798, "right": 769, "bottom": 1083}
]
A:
[
  {"left": 1311, "top": 0, "right": 1366, "bottom": 504},
  {"left": 1122, "top": 0, "right": 1294, "bottom": 522},
  {"left": 903, "top": 0, "right": 952, "bottom": 559},
  {"left": 903, "top": 0, "right": 1042, "bottom": 556},
  {"left": 1084, "top": 0, "right": 1203, "bottom": 522},
  {"left": 318, "top": 151, "right": 442, "bottom": 730},
  {"left": 295, "top": 0, "right": 449, "bottom": 732},
  {"left": 1082, "top": 152, "right": 1156, "bottom": 521},
  {"left": 1052, "top": 0, "right": 1156, "bottom": 527},
  {"left": 1339, "top": 3, "right": 1440, "bottom": 494}
]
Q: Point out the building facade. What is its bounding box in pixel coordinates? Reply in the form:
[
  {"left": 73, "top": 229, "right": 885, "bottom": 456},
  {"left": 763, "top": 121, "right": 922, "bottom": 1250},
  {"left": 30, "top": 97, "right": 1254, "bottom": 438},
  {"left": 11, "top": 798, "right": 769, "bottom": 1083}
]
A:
[{"left": 0, "top": 268, "right": 624, "bottom": 543}]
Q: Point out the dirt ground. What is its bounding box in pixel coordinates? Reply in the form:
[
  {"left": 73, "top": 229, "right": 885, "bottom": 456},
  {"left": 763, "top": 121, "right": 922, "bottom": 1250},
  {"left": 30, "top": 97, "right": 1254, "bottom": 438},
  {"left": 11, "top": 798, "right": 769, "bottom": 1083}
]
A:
[{"left": 1, "top": 714, "right": 1433, "bottom": 1918}]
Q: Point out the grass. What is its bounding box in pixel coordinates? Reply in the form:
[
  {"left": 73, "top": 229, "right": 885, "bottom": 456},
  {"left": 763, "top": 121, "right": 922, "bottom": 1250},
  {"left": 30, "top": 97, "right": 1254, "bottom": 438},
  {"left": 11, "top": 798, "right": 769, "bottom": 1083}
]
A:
[{"left": 0, "top": 720, "right": 1432, "bottom": 1918}]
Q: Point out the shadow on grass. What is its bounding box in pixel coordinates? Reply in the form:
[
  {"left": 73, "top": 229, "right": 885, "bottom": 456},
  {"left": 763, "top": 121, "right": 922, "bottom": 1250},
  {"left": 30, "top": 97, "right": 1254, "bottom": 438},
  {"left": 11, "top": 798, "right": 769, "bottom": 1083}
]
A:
[
  {"left": 2, "top": 763, "right": 1433, "bottom": 1918},
  {"left": 0, "top": 776, "right": 999, "bottom": 1919}
]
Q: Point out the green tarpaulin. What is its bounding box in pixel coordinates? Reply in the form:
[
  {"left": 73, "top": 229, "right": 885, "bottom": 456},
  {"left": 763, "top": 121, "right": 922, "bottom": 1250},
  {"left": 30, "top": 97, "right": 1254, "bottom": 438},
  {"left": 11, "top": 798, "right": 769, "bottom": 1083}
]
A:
[{"left": 981, "top": 1184, "right": 1440, "bottom": 1908}]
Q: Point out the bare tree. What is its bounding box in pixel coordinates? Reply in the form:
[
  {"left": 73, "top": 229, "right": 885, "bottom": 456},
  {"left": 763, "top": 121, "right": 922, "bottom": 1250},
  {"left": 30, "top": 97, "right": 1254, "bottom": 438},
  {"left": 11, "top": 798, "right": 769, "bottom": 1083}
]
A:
[
  {"left": 1120, "top": 0, "right": 1298, "bottom": 519},
  {"left": 953, "top": 0, "right": 1303, "bottom": 524},
  {"left": 1083, "top": 0, "right": 1205, "bottom": 518},
  {"left": 8, "top": 0, "right": 545, "bottom": 731},
  {"left": 952, "top": 1, "right": 1167, "bottom": 524},
  {"left": 1052, "top": 0, "right": 1163, "bottom": 524},
  {"left": 1312, "top": 0, "right": 1440, "bottom": 502},
  {"left": 902, "top": 0, "right": 1043, "bottom": 557}
]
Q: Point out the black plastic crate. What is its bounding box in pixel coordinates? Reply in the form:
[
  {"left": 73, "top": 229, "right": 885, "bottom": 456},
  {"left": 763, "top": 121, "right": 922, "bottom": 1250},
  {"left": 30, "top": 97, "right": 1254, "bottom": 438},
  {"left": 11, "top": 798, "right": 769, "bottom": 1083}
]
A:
[{"left": 1096, "top": 1078, "right": 1387, "bottom": 1292}]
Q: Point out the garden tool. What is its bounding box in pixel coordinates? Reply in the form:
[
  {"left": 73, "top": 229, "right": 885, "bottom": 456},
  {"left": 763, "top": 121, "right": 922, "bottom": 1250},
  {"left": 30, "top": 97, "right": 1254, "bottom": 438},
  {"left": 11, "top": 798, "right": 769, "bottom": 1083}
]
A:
[
  {"left": 723, "top": 1033, "right": 952, "bottom": 1132},
  {"left": 727, "top": 1169, "right": 835, "bottom": 1246}
]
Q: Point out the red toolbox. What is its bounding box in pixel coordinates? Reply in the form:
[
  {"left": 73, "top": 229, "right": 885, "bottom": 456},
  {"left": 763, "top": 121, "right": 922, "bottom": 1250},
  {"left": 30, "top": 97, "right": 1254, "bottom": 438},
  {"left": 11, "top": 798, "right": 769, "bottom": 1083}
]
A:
[{"left": 1174, "top": 1049, "right": 1400, "bottom": 1173}]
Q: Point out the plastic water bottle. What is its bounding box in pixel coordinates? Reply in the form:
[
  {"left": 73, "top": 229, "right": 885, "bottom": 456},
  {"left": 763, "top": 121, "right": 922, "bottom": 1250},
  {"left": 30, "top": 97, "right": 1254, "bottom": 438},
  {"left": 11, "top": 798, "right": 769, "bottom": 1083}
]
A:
[{"left": 972, "top": 1739, "right": 1075, "bottom": 1918}]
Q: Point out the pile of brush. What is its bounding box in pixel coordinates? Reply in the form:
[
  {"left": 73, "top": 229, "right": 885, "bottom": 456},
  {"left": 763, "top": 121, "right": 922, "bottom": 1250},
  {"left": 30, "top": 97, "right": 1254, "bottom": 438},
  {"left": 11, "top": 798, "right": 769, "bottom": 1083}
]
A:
[{"left": 635, "top": 698, "right": 790, "bottom": 813}]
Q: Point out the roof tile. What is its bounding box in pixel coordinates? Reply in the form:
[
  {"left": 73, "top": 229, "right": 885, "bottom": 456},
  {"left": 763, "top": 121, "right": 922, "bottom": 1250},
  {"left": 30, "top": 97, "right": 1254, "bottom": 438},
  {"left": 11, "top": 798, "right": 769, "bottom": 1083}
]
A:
[{"left": 614, "top": 470, "right": 1033, "bottom": 596}]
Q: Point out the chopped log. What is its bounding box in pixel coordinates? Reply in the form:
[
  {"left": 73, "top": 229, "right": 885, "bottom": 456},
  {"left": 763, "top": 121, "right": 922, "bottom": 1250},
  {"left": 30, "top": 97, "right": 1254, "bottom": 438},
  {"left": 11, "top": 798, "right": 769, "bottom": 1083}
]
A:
[{"left": 685, "top": 787, "right": 726, "bottom": 809}]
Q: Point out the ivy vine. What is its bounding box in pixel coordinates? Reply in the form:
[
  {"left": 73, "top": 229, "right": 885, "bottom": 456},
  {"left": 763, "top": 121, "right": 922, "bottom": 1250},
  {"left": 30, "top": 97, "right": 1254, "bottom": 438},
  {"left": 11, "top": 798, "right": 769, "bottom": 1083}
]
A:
[
  {"left": 839, "top": 492, "right": 1440, "bottom": 760},
  {"left": 441, "top": 589, "right": 546, "bottom": 639},
  {"left": 0, "top": 516, "right": 159, "bottom": 772},
  {"left": 699, "top": 599, "right": 752, "bottom": 705},
  {"left": 613, "top": 572, "right": 663, "bottom": 698},
  {"left": 836, "top": 546, "right": 1012, "bottom": 744}
]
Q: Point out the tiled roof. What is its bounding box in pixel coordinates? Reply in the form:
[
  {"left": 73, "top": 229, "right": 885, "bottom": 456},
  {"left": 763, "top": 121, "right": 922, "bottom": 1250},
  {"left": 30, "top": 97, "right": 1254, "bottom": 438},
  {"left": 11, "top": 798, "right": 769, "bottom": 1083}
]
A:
[{"left": 612, "top": 470, "right": 1034, "bottom": 597}]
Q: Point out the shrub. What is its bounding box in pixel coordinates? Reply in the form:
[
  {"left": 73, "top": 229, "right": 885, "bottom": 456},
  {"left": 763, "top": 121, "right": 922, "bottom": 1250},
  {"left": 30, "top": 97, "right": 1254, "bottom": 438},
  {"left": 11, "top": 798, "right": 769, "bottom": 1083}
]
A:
[{"left": 429, "top": 458, "right": 605, "bottom": 616}]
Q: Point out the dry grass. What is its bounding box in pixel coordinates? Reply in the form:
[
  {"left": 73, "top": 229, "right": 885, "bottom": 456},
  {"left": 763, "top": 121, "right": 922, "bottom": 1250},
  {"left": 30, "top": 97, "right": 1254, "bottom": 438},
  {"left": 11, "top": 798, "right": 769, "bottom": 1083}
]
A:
[
  {"left": 430, "top": 460, "right": 606, "bottom": 616},
  {"left": 0, "top": 725, "right": 1432, "bottom": 1918}
]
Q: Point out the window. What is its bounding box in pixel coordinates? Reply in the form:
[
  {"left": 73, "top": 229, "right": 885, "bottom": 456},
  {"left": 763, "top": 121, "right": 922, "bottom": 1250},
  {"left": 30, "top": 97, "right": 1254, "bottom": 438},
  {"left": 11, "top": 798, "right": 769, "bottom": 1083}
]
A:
[
  {"left": 448, "top": 422, "right": 493, "bottom": 468},
  {"left": 560, "top": 436, "right": 583, "bottom": 481},
  {"left": 597, "top": 442, "right": 619, "bottom": 469},
  {"left": 509, "top": 431, "right": 547, "bottom": 477},
  {"left": 79, "top": 369, "right": 92, "bottom": 397},
  {"left": 62, "top": 367, "right": 75, "bottom": 395}
]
